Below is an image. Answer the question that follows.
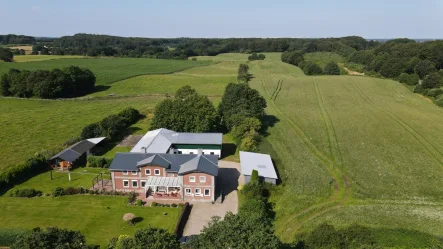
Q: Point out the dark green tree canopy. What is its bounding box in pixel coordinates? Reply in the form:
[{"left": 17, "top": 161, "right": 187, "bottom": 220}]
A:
[
  {"left": 151, "top": 86, "right": 219, "bottom": 132},
  {"left": 218, "top": 83, "right": 267, "bottom": 129},
  {"left": 324, "top": 61, "right": 341, "bottom": 75},
  {"left": 415, "top": 60, "right": 437, "bottom": 79},
  {"left": 12, "top": 227, "right": 89, "bottom": 249},
  {"left": 303, "top": 62, "right": 323, "bottom": 75},
  {"left": 0, "top": 47, "right": 13, "bottom": 62},
  {"left": 422, "top": 72, "right": 443, "bottom": 89},
  {"left": 107, "top": 227, "right": 179, "bottom": 249}
]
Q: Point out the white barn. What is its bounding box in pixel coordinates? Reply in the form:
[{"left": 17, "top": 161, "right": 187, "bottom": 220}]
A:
[{"left": 239, "top": 151, "right": 278, "bottom": 185}]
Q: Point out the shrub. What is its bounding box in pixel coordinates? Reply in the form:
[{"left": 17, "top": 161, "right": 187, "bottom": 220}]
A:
[
  {"left": 324, "top": 61, "right": 341, "bottom": 75},
  {"left": 64, "top": 186, "right": 77, "bottom": 195},
  {"left": 250, "top": 169, "right": 259, "bottom": 183},
  {"left": 9, "top": 188, "right": 42, "bottom": 198},
  {"left": 88, "top": 190, "right": 94, "bottom": 195},
  {"left": 178, "top": 203, "right": 184, "bottom": 208},
  {"left": 241, "top": 181, "right": 265, "bottom": 199},
  {"left": 80, "top": 123, "right": 102, "bottom": 140},
  {"left": 422, "top": 72, "right": 443, "bottom": 89},
  {"left": 435, "top": 95, "right": 443, "bottom": 107},
  {"left": 239, "top": 131, "right": 262, "bottom": 152},
  {"left": 62, "top": 136, "right": 81, "bottom": 147},
  {"left": 128, "top": 192, "right": 137, "bottom": 204},
  {"left": 303, "top": 62, "right": 323, "bottom": 75},
  {"left": 52, "top": 187, "right": 65, "bottom": 197},
  {"left": 425, "top": 88, "right": 443, "bottom": 98},
  {"left": 171, "top": 203, "right": 177, "bottom": 207},
  {"left": 398, "top": 73, "right": 420, "bottom": 86},
  {"left": 118, "top": 107, "right": 140, "bottom": 124},
  {"left": 87, "top": 156, "right": 113, "bottom": 168},
  {"left": 136, "top": 200, "right": 143, "bottom": 206},
  {"left": 165, "top": 204, "right": 171, "bottom": 207},
  {"left": 413, "top": 84, "right": 426, "bottom": 94},
  {"left": 0, "top": 228, "right": 29, "bottom": 247}
]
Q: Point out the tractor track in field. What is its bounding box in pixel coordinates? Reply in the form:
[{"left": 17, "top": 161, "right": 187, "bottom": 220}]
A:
[
  {"left": 256, "top": 62, "right": 333, "bottom": 166},
  {"left": 346, "top": 76, "right": 443, "bottom": 166}
]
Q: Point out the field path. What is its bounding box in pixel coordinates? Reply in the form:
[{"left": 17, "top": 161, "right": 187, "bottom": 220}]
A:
[{"left": 346, "top": 77, "right": 443, "bottom": 166}]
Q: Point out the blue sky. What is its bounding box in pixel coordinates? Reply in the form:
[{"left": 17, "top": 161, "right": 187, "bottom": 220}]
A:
[{"left": 1, "top": 0, "right": 442, "bottom": 38}]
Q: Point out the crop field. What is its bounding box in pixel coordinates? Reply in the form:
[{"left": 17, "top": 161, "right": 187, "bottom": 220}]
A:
[
  {"left": 0, "top": 195, "right": 180, "bottom": 247},
  {"left": 190, "top": 53, "right": 249, "bottom": 61},
  {"left": 0, "top": 96, "right": 163, "bottom": 171},
  {"left": 89, "top": 62, "right": 237, "bottom": 97},
  {"left": 13, "top": 55, "right": 87, "bottom": 62},
  {"left": 0, "top": 57, "right": 212, "bottom": 85},
  {"left": 197, "top": 53, "right": 443, "bottom": 245}
]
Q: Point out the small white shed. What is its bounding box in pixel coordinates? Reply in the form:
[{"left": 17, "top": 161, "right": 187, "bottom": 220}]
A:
[{"left": 239, "top": 151, "right": 278, "bottom": 185}]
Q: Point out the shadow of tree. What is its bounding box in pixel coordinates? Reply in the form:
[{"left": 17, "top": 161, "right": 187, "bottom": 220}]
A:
[{"left": 220, "top": 143, "right": 237, "bottom": 159}]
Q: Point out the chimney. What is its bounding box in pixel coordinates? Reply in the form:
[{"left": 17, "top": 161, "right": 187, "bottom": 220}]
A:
[{"left": 141, "top": 147, "right": 147, "bottom": 154}]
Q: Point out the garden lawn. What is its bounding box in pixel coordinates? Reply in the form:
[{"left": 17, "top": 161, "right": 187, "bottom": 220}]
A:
[
  {"left": 6, "top": 167, "right": 110, "bottom": 195},
  {"left": 0, "top": 96, "right": 163, "bottom": 171},
  {"left": 0, "top": 57, "right": 212, "bottom": 86},
  {"left": 0, "top": 195, "right": 180, "bottom": 247}
]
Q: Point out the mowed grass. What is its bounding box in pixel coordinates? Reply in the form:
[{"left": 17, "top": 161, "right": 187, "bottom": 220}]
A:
[
  {"left": 0, "top": 58, "right": 212, "bottom": 86},
  {"left": 13, "top": 55, "right": 87, "bottom": 62},
  {"left": 243, "top": 54, "right": 443, "bottom": 243},
  {"left": 0, "top": 195, "right": 180, "bottom": 247},
  {"left": 0, "top": 96, "right": 164, "bottom": 171},
  {"left": 6, "top": 167, "right": 111, "bottom": 194},
  {"left": 89, "top": 62, "right": 237, "bottom": 97}
]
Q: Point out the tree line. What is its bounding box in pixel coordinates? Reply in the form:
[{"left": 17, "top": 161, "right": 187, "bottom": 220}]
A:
[
  {"left": 0, "top": 66, "right": 96, "bottom": 99},
  {"left": 0, "top": 34, "right": 35, "bottom": 45},
  {"left": 18, "top": 33, "right": 374, "bottom": 59}
]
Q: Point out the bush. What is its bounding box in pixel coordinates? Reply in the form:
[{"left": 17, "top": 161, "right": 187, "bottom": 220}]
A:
[
  {"left": 165, "top": 204, "right": 171, "bottom": 207},
  {"left": 62, "top": 136, "right": 81, "bottom": 147},
  {"left": 64, "top": 186, "right": 78, "bottom": 195},
  {"left": 0, "top": 228, "right": 28, "bottom": 247},
  {"left": 422, "top": 72, "right": 443, "bottom": 89},
  {"left": 87, "top": 156, "right": 113, "bottom": 168},
  {"left": 118, "top": 107, "right": 140, "bottom": 124},
  {"left": 303, "top": 62, "right": 323, "bottom": 75},
  {"left": 128, "top": 192, "right": 137, "bottom": 204},
  {"left": 425, "top": 88, "right": 443, "bottom": 98},
  {"left": 171, "top": 203, "right": 177, "bottom": 207},
  {"left": 323, "top": 61, "right": 341, "bottom": 75},
  {"left": 151, "top": 202, "right": 158, "bottom": 207},
  {"left": 80, "top": 123, "right": 102, "bottom": 140},
  {"left": 178, "top": 203, "right": 184, "bottom": 208},
  {"left": 136, "top": 200, "right": 143, "bottom": 206},
  {"left": 435, "top": 95, "right": 443, "bottom": 107},
  {"left": 413, "top": 84, "right": 426, "bottom": 94},
  {"left": 52, "top": 187, "right": 65, "bottom": 197},
  {"left": 239, "top": 131, "right": 262, "bottom": 152},
  {"left": 241, "top": 181, "right": 265, "bottom": 199},
  {"left": 398, "top": 73, "right": 419, "bottom": 86},
  {"left": 9, "top": 188, "right": 42, "bottom": 198}
]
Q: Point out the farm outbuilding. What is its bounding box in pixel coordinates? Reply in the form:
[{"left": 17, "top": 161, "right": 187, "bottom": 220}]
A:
[
  {"left": 49, "top": 137, "right": 105, "bottom": 170},
  {"left": 239, "top": 151, "right": 278, "bottom": 185}
]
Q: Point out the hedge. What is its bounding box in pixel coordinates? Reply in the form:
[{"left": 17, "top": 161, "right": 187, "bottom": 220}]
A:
[
  {"left": 9, "top": 188, "right": 42, "bottom": 198},
  {"left": 0, "top": 228, "right": 29, "bottom": 247},
  {"left": 87, "top": 156, "right": 113, "bottom": 168}
]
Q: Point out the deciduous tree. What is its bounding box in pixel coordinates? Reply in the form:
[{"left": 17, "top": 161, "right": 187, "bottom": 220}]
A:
[
  {"left": 324, "top": 61, "right": 341, "bottom": 75},
  {"left": 0, "top": 48, "right": 13, "bottom": 62}
]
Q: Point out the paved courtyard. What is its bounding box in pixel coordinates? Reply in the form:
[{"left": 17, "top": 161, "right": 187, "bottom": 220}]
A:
[{"left": 182, "top": 160, "right": 243, "bottom": 236}]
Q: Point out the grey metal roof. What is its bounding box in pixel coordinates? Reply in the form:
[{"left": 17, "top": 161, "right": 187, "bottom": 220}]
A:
[
  {"left": 145, "top": 176, "right": 180, "bottom": 187},
  {"left": 131, "top": 128, "right": 222, "bottom": 153},
  {"left": 109, "top": 153, "right": 219, "bottom": 176},
  {"left": 50, "top": 137, "right": 105, "bottom": 162},
  {"left": 178, "top": 155, "right": 219, "bottom": 176},
  {"left": 239, "top": 151, "right": 278, "bottom": 179}
]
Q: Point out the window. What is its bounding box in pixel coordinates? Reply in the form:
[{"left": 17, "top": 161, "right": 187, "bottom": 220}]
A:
[
  {"left": 195, "top": 188, "right": 201, "bottom": 196},
  {"left": 199, "top": 176, "right": 206, "bottom": 183},
  {"left": 178, "top": 151, "right": 182, "bottom": 154},
  {"left": 167, "top": 173, "right": 175, "bottom": 177},
  {"left": 202, "top": 152, "right": 205, "bottom": 155},
  {"left": 123, "top": 180, "right": 129, "bottom": 188},
  {"left": 189, "top": 176, "right": 196, "bottom": 182},
  {"left": 204, "top": 189, "right": 211, "bottom": 196},
  {"left": 131, "top": 171, "right": 137, "bottom": 175},
  {"left": 123, "top": 171, "right": 128, "bottom": 175},
  {"left": 210, "top": 152, "right": 215, "bottom": 155},
  {"left": 132, "top": 180, "right": 138, "bottom": 188},
  {"left": 185, "top": 188, "right": 192, "bottom": 196},
  {"left": 141, "top": 180, "right": 146, "bottom": 188},
  {"left": 145, "top": 169, "right": 151, "bottom": 175},
  {"left": 190, "top": 152, "right": 194, "bottom": 155},
  {"left": 154, "top": 169, "right": 160, "bottom": 175}
]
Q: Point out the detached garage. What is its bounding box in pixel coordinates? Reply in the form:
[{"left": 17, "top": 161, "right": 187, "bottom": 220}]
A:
[{"left": 239, "top": 151, "right": 278, "bottom": 185}]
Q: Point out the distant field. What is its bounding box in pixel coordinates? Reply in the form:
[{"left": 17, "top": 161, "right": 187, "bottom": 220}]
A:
[
  {"left": 89, "top": 62, "right": 237, "bottom": 97},
  {"left": 13, "top": 55, "right": 87, "bottom": 62},
  {"left": 0, "top": 195, "right": 179, "bottom": 247},
  {"left": 191, "top": 53, "right": 249, "bottom": 61},
  {"left": 0, "top": 96, "right": 163, "bottom": 171},
  {"left": 0, "top": 58, "right": 212, "bottom": 86}
]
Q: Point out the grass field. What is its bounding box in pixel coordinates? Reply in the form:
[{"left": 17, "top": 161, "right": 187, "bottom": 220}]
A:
[
  {"left": 89, "top": 62, "right": 237, "bottom": 97},
  {"left": 303, "top": 52, "right": 345, "bottom": 67},
  {"left": 6, "top": 167, "right": 111, "bottom": 194},
  {"left": 0, "top": 96, "right": 163, "bottom": 171},
  {"left": 0, "top": 195, "right": 180, "bottom": 247},
  {"left": 195, "top": 53, "right": 443, "bottom": 246},
  {"left": 0, "top": 57, "right": 212, "bottom": 86},
  {"left": 13, "top": 55, "right": 87, "bottom": 62},
  {"left": 190, "top": 53, "right": 249, "bottom": 61}
]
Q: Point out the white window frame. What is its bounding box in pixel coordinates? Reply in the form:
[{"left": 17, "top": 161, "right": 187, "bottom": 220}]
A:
[
  {"left": 199, "top": 176, "right": 206, "bottom": 183},
  {"left": 189, "top": 176, "right": 196, "bottom": 182},
  {"left": 132, "top": 180, "right": 138, "bottom": 188},
  {"left": 204, "top": 188, "right": 211, "bottom": 196},
  {"left": 154, "top": 169, "right": 160, "bottom": 176},
  {"left": 145, "top": 169, "right": 151, "bottom": 175},
  {"left": 131, "top": 171, "right": 138, "bottom": 176},
  {"left": 123, "top": 171, "right": 128, "bottom": 175},
  {"left": 141, "top": 180, "right": 146, "bottom": 188},
  {"left": 185, "top": 188, "right": 192, "bottom": 196},
  {"left": 123, "top": 180, "right": 129, "bottom": 188},
  {"left": 195, "top": 188, "right": 201, "bottom": 196}
]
